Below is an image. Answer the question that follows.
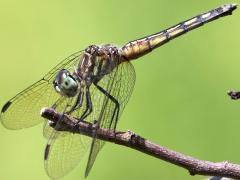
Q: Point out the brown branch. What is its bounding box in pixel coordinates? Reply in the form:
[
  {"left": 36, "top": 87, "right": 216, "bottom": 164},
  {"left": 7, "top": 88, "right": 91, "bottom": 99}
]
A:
[{"left": 41, "top": 107, "right": 240, "bottom": 180}]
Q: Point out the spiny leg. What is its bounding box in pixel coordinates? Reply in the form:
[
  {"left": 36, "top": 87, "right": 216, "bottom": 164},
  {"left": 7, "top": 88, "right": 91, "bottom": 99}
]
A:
[
  {"left": 67, "top": 89, "right": 84, "bottom": 114},
  {"left": 94, "top": 82, "right": 120, "bottom": 131},
  {"left": 78, "top": 86, "right": 93, "bottom": 122}
]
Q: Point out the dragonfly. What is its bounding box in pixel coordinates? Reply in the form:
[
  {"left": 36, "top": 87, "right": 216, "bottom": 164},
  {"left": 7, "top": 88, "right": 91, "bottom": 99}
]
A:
[{"left": 0, "top": 4, "right": 237, "bottom": 179}]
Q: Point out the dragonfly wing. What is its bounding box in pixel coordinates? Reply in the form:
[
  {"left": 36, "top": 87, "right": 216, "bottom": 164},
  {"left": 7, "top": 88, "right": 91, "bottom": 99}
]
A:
[
  {"left": 85, "top": 60, "right": 136, "bottom": 177},
  {"left": 84, "top": 136, "right": 103, "bottom": 177},
  {"left": 0, "top": 51, "right": 83, "bottom": 130},
  {"left": 43, "top": 87, "right": 93, "bottom": 178},
  {"left": 44, "top": 131, "right": 91, "bottom": 179}
]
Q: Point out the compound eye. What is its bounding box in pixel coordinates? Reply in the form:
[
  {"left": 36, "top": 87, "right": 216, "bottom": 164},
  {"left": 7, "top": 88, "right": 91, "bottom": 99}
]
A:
[
  {"left": 54, "top": 69, "right": 79, "bottom": 97},
  {"left": 62, "top": 75, "right": 76, "bottom": 89}
]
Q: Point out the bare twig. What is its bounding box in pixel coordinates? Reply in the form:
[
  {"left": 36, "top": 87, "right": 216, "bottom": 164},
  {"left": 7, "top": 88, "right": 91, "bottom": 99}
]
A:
[{"left": 41, "top": 107, "right": 240, "bottom": 179}]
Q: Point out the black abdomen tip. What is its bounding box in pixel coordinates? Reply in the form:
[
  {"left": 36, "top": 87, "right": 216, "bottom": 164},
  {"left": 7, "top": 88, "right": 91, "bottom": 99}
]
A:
[
  {"left": 223, "top": 3, "right": 238, "bottom": 12},
  {"left": 1, "top": 101, "right": 12, "bottom": 113},
  {"left": 230, "top": 3, "right": 237, "bottom": 9}
]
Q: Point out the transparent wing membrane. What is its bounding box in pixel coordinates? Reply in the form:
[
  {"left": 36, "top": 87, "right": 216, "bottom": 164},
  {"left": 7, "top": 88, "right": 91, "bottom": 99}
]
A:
[
  {"left": 44, "top": 132, "right": 91, "bottom": 179},
  {"left": 0, "top": 51, "right": 83, "bottom": 130},
  {"left": 1, "top": 80, "right": 57, "bottom": 129}
]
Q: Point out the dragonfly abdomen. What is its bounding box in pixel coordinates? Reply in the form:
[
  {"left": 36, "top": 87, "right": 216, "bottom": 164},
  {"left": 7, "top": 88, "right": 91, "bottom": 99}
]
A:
[{"left": 121, "top": 4, "right": 237, "bottom": 60}]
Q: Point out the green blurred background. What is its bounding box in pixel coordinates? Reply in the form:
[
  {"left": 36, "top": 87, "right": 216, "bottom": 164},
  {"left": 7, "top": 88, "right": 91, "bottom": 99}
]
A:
[{"left": 0, "top": 0, "right": 240, "bottom": 179}]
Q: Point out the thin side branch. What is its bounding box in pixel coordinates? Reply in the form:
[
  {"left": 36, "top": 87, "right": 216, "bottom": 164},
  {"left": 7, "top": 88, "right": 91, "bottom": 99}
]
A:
[
  {"left": 41, "top": 107, "right": 240, "bottom": 179},
  {"left": 228, "top": 90, "right": 240, "bottom": 100}
]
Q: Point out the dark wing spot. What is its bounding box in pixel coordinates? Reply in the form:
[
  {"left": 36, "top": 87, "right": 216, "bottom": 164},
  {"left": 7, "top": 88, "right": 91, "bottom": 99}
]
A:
[
  {"left": 44, "top": 144, "right": 51, "bottom": 160},
  {"left": 1, "top": 101, "right": 12, "bottom": 113}
]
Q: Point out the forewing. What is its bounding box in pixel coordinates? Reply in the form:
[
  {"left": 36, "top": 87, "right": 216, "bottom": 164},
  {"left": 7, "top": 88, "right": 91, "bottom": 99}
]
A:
[
  {"left": 0, "top": 51, "right": 83, "bottom": 130},
  {"left": 85, "top": 61, "right": 136, "bottom": 176}
]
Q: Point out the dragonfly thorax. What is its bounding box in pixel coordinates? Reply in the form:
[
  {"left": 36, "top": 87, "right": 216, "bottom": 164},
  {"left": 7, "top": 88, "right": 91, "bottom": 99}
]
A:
[
  {"left": 76, "top": 45, "right": 122, "bottom": 85},
  {"left": 53, "top": 45, "right": 122, "bottom": 97}
]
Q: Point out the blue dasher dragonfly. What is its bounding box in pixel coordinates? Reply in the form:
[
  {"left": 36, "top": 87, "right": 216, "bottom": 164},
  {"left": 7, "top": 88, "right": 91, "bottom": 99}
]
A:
[{"left": 0, "top": 4, "right": 237, "bottom": 179}]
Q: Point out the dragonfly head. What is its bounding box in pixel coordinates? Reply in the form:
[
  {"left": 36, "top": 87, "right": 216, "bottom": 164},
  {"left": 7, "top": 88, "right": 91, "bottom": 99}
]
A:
[{"left": 53, "top": 69, "right": 79, "bottom": 97}]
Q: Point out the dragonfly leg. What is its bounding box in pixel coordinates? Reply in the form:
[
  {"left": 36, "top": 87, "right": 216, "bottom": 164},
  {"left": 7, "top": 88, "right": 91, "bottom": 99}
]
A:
[
  {"left": 47, "top": 97, "right": 68, "bottom": 127},
  {"left": 67, "top": 89, "right": 84, "bottom": 114},
  {"left": 51, "top": 96, "right": 65, "bottom": 109},
  {"left": 94, "top": 82, "right": 120, "bottom": 131},
  {"left": 78, "top": 86, "right": 93, "bottom": 121}
]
